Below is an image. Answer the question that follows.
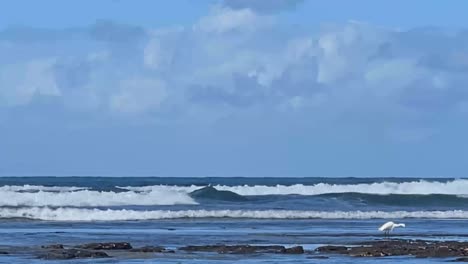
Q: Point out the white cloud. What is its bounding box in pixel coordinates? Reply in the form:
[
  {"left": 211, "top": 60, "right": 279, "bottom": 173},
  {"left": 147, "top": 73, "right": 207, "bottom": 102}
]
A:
[
  {"left": 109, "top": 78, "right": 168, "bottom": 114},
  {"left": 364, "top": 59, "right": 423, "bottom": 97},
  {"left": 143, "top": 38, "right": 175, "bottom": 71},
  {"left": 194, "top": 7, "right": 272, "bottom": 34},
  {"left": 0, "top": 58, "right": 60, "bottom": 106},
  {"left": 317, "top": 22, "right": 388, "bottom": 84},
  {"left": 87, "top": 51, "right": 110, "bottom": 62},
  {"left": 143, "top": 39, "right": 164, "bottom": 70},
  {"left": 279, "top": 92, "right": 329, "bottom": 113},
  {"left": 222, "top": 0, "right": 304, "bottom": 13},
  {"left": 1, "top": 12, "right": 468, "bottom": 137}
]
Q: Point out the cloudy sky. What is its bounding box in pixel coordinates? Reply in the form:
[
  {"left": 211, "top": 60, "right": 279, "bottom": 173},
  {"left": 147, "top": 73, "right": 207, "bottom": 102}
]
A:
[{"left": 1, "top": 0, "right": 468, "bottom": 177}]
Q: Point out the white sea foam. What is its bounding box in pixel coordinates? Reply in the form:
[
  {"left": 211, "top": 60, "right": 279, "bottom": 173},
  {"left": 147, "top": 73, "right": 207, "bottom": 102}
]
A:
[
  {"left": 120, "top": 185, "right": 200, "bottom": 193},
  {"left": 1, "top": 208, "right": 467, "bottom": 221},
  {"left": 121, "top": 179, "right": 468, "bottom": 196},
  {"left": 117, "top": 185, "right": 199, "bottom": 193},
  {"left": 0, "top": 185, "right": 89, "bottom": 192},
  {"left": 1, "top": 180, "right": 466, "bottom": 208},
  {"left": 0, "top": 189, "right": 197, "bottom": 207}
]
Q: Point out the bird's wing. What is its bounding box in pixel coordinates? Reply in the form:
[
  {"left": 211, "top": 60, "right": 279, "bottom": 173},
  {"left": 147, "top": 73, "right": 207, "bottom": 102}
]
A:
[{"left": 378, "top": 221, "right": 393, "bottom": 231}]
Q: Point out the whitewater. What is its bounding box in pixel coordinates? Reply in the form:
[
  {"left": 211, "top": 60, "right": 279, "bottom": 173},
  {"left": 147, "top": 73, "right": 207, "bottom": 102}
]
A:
[
  {"left": 2, "top": 207, "right": 468, "bottom": 221},
  {"left": 0, "top": 188, "right": 197, "bottom": 207},
  {"left": 0, "top": 179, "right": 466, "bottom": 208},
  {"left": 119, "top": 179, "right": 468, "bottom": 196},
  {"left": 0, "top": 177, "right": 466, "bottom": 222},
  {"left": 0, "top": 176, "right": 467, "bottom": 264}
]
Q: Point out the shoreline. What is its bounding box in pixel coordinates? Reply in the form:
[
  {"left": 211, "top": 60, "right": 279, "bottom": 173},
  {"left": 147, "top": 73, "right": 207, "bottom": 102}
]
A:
[{"left": 0, "top": 239, "right": 466, "bottom": 261}]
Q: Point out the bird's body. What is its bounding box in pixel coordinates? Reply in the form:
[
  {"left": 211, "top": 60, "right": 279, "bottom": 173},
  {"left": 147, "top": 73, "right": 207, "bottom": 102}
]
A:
[{"left": 379, "top": 221, "right": 405, "bottom": 237}]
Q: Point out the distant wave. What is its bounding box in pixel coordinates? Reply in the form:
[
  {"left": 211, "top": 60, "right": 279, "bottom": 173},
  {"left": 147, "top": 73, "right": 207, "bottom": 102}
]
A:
[
  {"left": 316, "top": 193, "right": 468, "bottom": 207},
  {"left": 1, "top": 208, "right": 467, "bottom": 221},
  {"left": 0, "top": 185, "right": 89, "bottom": 192},
  {"left": 0, "top": 189, "right": 197, "bottom": 207},
  {"left": 2, "top": 179, "right": 467, "bottom": 208},
  {"left": 189, "top": 186, "right": 249, "bottom": 202},
  {"left": 120, "top": 179, "right": 468, "bottom": 196}
]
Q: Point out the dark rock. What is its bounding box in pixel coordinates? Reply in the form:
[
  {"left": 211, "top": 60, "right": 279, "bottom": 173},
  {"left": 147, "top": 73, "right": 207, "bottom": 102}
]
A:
[
  {"left": 41, "top": 244, "right": 64, "bottom": 249},
  {"left": 308, "top": 255, "right": 329, "bottom": 259},
  {"left": 454, "top": 257, "right": 468, "bottom": 262},
  {"left": 316, "top": 240, "right": 468, "bottom": 259},
  {"left": 78, "top": 242, "right": 132, "bottom": 250},
  {"left": 316, "top": 245, "right": 348, "bottom": 254},
  {"left": 40, "top": 249, "right": 109, "bottom": 260},
  {"left": 0, "top": 251, "right": 7, "bottom": 255},
  {"left": 179, "top": 245, "right": 279, "bottom": 254},
  {"left": 179, "top": 245, "right": 302, "bottom": 254},
  {"left": 429, "top": 246, "right": 458, "bottom": 257},
  {"left": 130, "top": 246, "right": 167, "bottom": 253},
  {"left": 348, "top": 246, "right": 388, "bottom": 257},
  {"left": 281, "top": 246, "right": 304, "bottom": 254}
]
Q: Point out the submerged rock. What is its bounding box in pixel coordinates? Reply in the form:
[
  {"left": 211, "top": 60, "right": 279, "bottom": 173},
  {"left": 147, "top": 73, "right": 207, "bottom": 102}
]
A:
[
  {"left": 41, "top": 244, "right": 64, "bottom": 249},
  {"left": 316, "top": 240, "right": 468, "bottom": 259},
  {"left": 40, "top": 249, "right": 109, "bottom": 260},
  {"left": 130, "top": 246, "right": 174, "bottom": 253},
  {"left": 281, "top": 246, "right": 304, "bottom": 254},
  {"left": 316, "top": 245, "right": 348, "bottom": 254},
  {"left": 308, "top": 255, "right": 329, "bottom": 259},
  {"left": 77, "top": 242, "right": 132, "bottom": 250},
  {"left": 22, "top": 239, "right": 468, "bottom": 260},
  {"left": 179, "top": 244, "right": 304, "bottom": 254}
]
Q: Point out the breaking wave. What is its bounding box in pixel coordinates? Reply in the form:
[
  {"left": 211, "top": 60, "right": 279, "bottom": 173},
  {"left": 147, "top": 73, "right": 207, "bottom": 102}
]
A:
[
  {"left": 120, "top": 179, "right": 468, "bottom": 196},
  {"left": 1, "top": 179, "right": 467, "bottom": 208},
  {"left": 1, "top": 208, "right": 467, "bottom": 221},
  {"left": 0, "top": 189, "right": 197, "bottom": 207},
  {"left": 0, "top": 185, "right": 89, "bottom": 192}
]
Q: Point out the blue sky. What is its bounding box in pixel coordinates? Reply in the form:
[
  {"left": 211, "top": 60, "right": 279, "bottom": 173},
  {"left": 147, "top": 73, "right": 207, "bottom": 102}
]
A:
[
  {"left": 2, "top": 0, "right": 468, "bottom": 29},
  {"left": 1, "top": 0, "right": 468, "bottom": 177}
]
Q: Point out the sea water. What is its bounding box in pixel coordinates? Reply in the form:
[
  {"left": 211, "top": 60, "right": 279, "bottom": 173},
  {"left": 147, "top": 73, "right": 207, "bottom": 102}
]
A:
[{"left": 0, "top": 177, "right": 466, "bottom": 263}]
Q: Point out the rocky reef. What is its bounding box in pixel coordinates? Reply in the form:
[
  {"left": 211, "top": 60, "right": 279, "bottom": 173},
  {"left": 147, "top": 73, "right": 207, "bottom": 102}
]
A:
[
  {"left": 35, "top": 242, "right": 304, "bottom": 260},
  {"left": 179, "top": 244, "right": 304, "bottom": 254},
  {"left": 0, "top": 239, "right": 466, "bottom": 261},
  {"left": 316, "top": 239, "right": 468, "bottom": 259}
]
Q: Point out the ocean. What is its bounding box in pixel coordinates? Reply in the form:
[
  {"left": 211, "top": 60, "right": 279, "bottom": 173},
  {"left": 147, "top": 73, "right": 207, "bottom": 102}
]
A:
[{"left": 0, "top": 177, "right": 467, "bottom": 263}]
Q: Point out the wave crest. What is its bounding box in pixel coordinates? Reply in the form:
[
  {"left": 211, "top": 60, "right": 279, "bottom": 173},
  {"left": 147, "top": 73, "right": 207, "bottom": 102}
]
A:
[
  {"left": 1, "top": 208, "right": 467, "bottom": 221},
  {"left": 0, "top": 185, "right": 89, "bottom": 192},
  {"left": 0, "top": 189, "right": 196, "bottom": 207},
  {"left": 121, "top": 179, "right": 468, "bottom": 196}
]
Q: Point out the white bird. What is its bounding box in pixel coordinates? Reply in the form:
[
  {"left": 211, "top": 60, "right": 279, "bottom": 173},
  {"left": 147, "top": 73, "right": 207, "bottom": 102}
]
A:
[{"left": 378, "top": 221, "right": 405, "bottom": 237}]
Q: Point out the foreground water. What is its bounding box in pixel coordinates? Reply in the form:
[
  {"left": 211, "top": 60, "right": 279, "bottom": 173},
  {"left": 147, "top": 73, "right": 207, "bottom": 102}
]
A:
[{"left": 0, "top": 177, "right": 466, "bottom": 263}]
